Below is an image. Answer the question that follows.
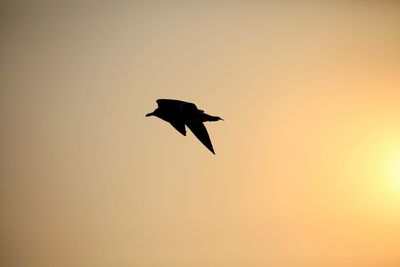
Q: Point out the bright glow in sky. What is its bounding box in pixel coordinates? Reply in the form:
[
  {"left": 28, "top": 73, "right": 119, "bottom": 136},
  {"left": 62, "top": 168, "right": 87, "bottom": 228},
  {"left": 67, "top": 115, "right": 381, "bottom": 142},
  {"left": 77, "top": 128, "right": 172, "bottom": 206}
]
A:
[
  {"left": 1, "top": 2, "right": 400, "bottom": 267},
  {"left": 387, "top": 155, "right": 400, "bottom": 188}
]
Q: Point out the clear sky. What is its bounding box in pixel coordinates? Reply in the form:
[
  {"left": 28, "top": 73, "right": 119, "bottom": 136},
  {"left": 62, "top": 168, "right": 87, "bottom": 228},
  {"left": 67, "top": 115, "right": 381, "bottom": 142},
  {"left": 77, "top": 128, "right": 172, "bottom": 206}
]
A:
[{"left": 1, "top": 2, "right": 400, "bottom": 267}]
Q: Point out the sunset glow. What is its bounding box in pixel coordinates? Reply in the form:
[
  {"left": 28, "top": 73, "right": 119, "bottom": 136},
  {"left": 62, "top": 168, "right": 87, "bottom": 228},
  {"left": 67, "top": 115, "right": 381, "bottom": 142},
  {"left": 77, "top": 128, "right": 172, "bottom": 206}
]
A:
[
  {"left": 388, "top": 154, "right": 400, "bottom": 185},
  {"left": 1, "top": 2, "right": 400, "bottom": 267}
]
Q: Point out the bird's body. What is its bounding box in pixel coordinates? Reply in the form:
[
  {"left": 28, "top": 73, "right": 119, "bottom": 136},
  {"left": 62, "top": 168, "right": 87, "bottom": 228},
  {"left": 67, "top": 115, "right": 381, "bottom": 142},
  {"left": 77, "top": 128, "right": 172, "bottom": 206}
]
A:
[{"left": 146, "top": 99, "right": 223, "bottom": 154}]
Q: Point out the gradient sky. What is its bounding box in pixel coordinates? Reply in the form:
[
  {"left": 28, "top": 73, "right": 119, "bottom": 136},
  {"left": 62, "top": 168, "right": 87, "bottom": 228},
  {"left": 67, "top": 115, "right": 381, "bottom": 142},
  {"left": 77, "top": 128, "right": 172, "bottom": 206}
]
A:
[{"left": 1, "top": 2, "right": 400, "bottom": 267}]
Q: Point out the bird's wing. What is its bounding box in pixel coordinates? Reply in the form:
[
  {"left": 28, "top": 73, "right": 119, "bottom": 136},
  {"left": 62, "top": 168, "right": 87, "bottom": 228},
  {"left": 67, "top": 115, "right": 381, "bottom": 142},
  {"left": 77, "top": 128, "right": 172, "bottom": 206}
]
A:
[
  {"left": 157, "top": 99, "right": 198, "bottom": 113},
  {"left": 179, "top": 102, "right": 198, "bottom": 115},
  {"left": 157, "top": 99, "right": 190, "bottom": 108},
  {"left": 186, "top": 122, "right": 215, "bottom": 154},
  {"left": 169, "top": 121, "right": 186, "bottom": 136}
]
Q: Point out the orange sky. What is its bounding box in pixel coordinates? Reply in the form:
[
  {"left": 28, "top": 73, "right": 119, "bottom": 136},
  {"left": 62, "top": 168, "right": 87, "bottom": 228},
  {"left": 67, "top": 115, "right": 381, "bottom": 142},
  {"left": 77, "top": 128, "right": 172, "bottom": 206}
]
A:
[{"left": 1, "top": 2, "right": 400, "bottom": 267}]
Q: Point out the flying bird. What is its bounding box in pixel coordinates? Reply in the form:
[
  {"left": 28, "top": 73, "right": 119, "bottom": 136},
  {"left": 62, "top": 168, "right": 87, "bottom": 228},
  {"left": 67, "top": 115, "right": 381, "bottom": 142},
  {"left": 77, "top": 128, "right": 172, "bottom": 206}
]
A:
[{"left": 146, "top": 99, "right": 223, "bottom": 154}]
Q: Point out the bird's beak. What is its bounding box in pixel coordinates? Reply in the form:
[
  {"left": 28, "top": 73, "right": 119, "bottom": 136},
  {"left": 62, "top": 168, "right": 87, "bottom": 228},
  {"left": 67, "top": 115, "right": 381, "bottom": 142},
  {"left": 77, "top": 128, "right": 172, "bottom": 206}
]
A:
[{"left": 145, "top": 112, "right": 154, "bottom": 117}]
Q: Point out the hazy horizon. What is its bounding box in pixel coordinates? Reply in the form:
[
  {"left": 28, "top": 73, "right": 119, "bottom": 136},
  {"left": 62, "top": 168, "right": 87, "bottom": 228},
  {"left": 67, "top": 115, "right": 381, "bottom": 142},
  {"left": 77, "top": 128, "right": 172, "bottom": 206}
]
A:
[{"left": 1, "top": 2, "right": 400, "bottom": 267}]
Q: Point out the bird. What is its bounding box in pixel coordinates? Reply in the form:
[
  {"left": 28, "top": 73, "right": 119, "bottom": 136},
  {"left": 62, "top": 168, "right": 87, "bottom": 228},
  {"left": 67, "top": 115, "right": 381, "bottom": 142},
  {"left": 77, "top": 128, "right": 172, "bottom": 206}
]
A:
[{"left": 146, "top": 99, "right": 223, "bottom": 154}]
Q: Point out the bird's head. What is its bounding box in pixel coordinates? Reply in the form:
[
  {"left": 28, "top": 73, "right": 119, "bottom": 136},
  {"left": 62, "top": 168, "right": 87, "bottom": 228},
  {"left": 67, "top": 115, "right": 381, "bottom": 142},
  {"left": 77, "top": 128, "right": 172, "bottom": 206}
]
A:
[{"left": 145, "top": 108, "right": 159, "bottom": 118}]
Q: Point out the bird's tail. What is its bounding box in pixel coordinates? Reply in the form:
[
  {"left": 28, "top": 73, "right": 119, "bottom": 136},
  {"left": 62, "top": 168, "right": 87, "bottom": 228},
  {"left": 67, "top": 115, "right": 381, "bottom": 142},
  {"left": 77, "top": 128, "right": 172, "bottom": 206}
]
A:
[{"left": 203, "top": 114, "right": 223, "bottom": 122}]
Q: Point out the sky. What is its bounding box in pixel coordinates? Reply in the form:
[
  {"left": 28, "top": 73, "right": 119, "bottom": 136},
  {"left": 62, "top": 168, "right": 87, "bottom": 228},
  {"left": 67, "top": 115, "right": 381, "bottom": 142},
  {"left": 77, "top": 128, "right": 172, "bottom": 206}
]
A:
[{"left": 1, "top": 2, "right": 400, "bottom": 267}]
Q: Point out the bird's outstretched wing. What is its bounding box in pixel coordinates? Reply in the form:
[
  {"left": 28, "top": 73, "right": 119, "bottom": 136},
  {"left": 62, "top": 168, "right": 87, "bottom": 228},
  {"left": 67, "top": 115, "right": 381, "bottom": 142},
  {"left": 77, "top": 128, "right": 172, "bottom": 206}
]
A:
[
  {"left": 169, "top": 121, "right": 186, "bottom": 136},
  {"left": 157, "top": 99, "right": 197, "bottom": 112},
  {"left": 157, "top": 99, "right": 191, "bottom": 108},
  {"left": 186, "top": 122, "right": 215, "bottom": 154},
  {"left": 179, "top": 102, "right": 198, "bottom": 116}
]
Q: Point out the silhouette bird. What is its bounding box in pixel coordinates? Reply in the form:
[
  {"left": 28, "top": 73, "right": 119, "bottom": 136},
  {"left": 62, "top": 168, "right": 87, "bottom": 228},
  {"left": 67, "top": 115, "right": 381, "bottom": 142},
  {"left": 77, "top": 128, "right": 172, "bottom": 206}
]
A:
[{"left": 146, "top": 99, "right": 223, "bottom": 154}]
